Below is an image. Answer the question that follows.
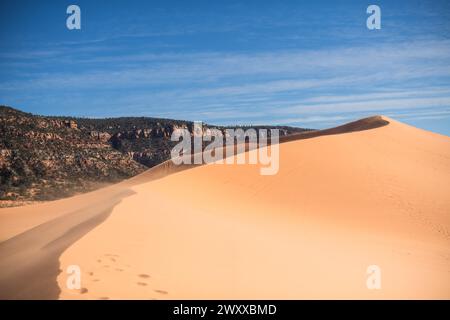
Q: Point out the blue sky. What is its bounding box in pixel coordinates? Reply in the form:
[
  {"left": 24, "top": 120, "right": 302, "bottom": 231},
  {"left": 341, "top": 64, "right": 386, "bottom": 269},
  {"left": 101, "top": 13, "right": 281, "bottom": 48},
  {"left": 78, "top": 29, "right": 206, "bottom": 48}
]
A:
[{"left": 1, "top": 0, "right": 450, "bottom": 135}]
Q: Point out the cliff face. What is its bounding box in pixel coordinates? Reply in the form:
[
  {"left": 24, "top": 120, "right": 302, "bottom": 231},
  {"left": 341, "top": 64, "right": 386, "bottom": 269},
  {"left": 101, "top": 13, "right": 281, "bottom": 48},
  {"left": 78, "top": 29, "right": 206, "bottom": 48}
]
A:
[
  {"left": 79, "top": 117, "right": 192, "bottom": 168},
  {"left": 0, "top": 106, "right": 310, "bottom": 203},
  {"left": 0, "top": 107, "right": 146, "bottom": 201}
]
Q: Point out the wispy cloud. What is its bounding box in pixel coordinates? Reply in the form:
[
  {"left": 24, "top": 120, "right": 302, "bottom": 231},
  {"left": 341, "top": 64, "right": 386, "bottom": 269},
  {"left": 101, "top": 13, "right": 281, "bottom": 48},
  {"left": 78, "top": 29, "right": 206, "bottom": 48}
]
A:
[{"left": 1, "top": 25, "right": 450, "bottom": 132}]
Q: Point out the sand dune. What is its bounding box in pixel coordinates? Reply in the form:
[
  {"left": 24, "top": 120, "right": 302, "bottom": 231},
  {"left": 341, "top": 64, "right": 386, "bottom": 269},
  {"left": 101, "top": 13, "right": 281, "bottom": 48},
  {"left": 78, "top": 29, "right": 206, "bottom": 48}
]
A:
[{"left": 1, "top": 116, "right": 449, "bottom": 299}]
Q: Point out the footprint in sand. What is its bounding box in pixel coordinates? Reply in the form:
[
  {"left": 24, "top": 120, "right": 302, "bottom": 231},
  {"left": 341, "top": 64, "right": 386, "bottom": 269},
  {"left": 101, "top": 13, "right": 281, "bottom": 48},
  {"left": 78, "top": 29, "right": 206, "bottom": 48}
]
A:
[
  {"left": 154, "top": 289, "right": 168, "bottom": 295},
  {"left": 80, "top": 288, "right": 88, "bottom": 294},
  {"left": 88, "top": 272, "right": 94, "bottom": 276},
  {"left": 138, "top": 274, "right": 151, "bottom": 279},
  {"left": 137, "top": 282, "right": 148, "bottom": 286},
  {"left": 92, "top": 279, "right": 100, "bottom": 282},
  {"left": 115, "top": 268, "right": 124, "bottom": 272}
]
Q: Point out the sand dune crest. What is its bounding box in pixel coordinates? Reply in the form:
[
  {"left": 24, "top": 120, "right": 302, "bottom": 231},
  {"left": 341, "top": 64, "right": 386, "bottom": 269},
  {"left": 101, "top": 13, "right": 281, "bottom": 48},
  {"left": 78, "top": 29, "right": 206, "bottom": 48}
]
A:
[{"left": 1, "top": 116, "right": 449, "bottom": 299}]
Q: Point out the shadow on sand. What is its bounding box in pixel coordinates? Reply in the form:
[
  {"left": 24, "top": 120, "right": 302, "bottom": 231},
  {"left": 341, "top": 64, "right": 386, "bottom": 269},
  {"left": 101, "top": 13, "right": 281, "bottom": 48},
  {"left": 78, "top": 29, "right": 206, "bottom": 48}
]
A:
[{"left": 0, "top": 189, "right": 135, "bottom": 299}]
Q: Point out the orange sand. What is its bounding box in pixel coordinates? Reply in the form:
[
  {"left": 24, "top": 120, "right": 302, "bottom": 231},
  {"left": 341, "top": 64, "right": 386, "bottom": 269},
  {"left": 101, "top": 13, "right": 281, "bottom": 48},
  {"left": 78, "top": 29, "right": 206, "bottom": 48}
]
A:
[{"left": 1, "top": 116, "right": 449, "bottom": 299}]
